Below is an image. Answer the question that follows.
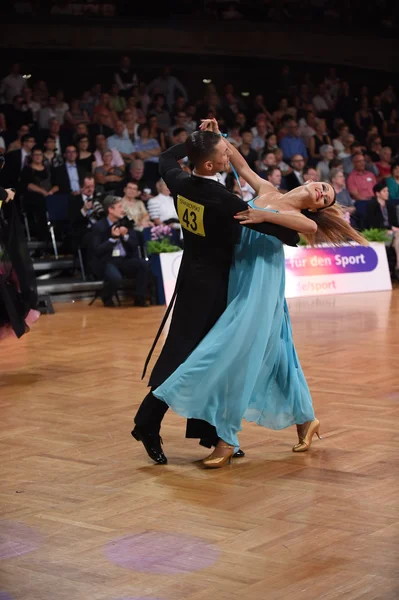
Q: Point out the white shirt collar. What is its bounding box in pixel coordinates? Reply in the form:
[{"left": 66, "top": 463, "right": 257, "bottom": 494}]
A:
[{"left": 193, "top": 169, "right": 219, "bottom": 182}]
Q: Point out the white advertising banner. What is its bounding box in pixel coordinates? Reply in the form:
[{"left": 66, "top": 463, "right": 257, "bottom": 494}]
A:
[
  {"left": 159, "top": 251, "right": 183, "bottom": 305},
  {"left": 284, "top": 242, "right": 392, "bottom": 298},
  {"left": 160, "top": 243, "right": 392, "bottom": 305}
]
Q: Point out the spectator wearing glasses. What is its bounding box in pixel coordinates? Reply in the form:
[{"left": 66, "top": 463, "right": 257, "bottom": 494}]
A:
[
  {"left": 53, "top": 145, "right": 86, "bottom": 195},
  {"left": 280, "top": 119, "right": 308, "bottom": 163}
]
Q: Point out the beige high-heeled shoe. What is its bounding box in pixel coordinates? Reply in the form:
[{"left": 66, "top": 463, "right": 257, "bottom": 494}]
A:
[
  {"left": 292, "top": 419, "right": 322, "bottom": 452},
  {"left": 202, "top": 443, "right": 235, "bottom": 468}
]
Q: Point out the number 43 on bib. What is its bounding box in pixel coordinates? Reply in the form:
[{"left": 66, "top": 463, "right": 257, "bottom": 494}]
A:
[{"left": 177, "top": 195, "right": 206, "bottom": 237}]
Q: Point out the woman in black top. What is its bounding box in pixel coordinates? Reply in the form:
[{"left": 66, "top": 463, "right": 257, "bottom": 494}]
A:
[
  {"left": 20, "top": 146, "right": 58, "bottom": 241},
  {"left": 76, "top": 134, "right": 96, "bottom": 174}
]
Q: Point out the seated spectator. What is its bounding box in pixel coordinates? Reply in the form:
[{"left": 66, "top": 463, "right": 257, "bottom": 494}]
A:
[
  {"left": 346, "top": 153, "right": 377, "bottom": 202},
  {"left": 92, "top": 93, "right": 118, "bottom": 128},
  {"left": 53, "top": 145, "right": 86, "bottom": 195},
  {"left": 170, "top": 127, "right": 188, "bottom": 147},
  {"left": 386, "top": 163, "right": 399, "bottom": 201},
  {"left": 316, "top": 144, "right": 334, "bottom": 182},
  {"left": 89, "top": 111, "right": 114, "bottom": 147},
  {"left": 338, "top": 133, "right": 355, "bottom": 159},
  {"left": 309, "top": 119, "right": 331, "bottom": 163},
  {"left": 298, "top": 110, "right": 317, "bottom": 148},
  {"left": 371, "top": 95, "right": 385, "bottom": 133},
  {"left": 68, "top": 174, "right": 104, "bottom": 257},
  {"left": 285, "top": 154, "right": 306, "bottom": 190},
  {"left": 168, "top": 111, "right": 190, "bottom": 141},
  {"left": 76, "top": 134, "right": 96, "bottom": 174},
  {"left": 274, "top": 147, "right": 291, "bottom": 176},
  {"left": 312, "top": 83, "right": 334, "bottom": 116},
  {"left": 375, "top": 147, "right": 392, "bottom": 180},
  {"left": 238, "top": 130, "right": 257, "bottom": 172},
  {"left": 94, "top": 134, "right": 124, "bottom": 170},
  {"left": 382, "top": 108, "right": 399, "bottom": 152},
  {"left": 0, "top": 63, "right": 26, "bottom": 105},
  {"left": 126, "top": 158, "right": 155, "bottom": 196},
  {"left": 134, "top": 123, "right": 161, "bottom": 182},
  {"left": 121, "top": 107, "right": 139, "bottom": 143},
  {"left": 147, "top": 179, "right": 179, "bottom": 226},
  {"left": 148, "top": 115, "right": 166, "bottom": 152},
  {"left": 364, "top": 182, "right": 399, "bottom": 277},
  {"left": 342, "top": 141, "right": 364, "bottom": 176},
  {"left": 74, "top": 122, "right": 90, "bottom": 139},
  {"left": 122, "top": 181, "right": 151, "bottom": 230},
  {"left": 20, "top": 145, "right": 58, "bottom": 241},
  {"left": 43, "top": 134, "right": 64, "bottom": 169},
  {"left": 3, "top": 132, "right": 35, "bottom": 189},
  {"left": 368, "top": 135, "right": 383, "bottom": 162},
  {"left": 354, "top": 98, "right": 374, "bottom": 143},
  {"left": 94, "top": 150, "right": 124, "bottom": 195},
  {"left": 250, "top": 114, "right": 270, "bottom": 155},
  {"left": 41, "top": 117, "right": 71, "bottom": 156},
  {"left": 148, "top": 93, "right": 171, "bottom": 132},
  {"left": 54, "top": 90, "right": 69, "bottom": 126},
  {"left": 264, "top": 166, "right": 286, "bottom": 193},
  {"left": 107, "top": 120, "right": 136, "bottom": 164},
  {"left": 303, "top": 166, "right": 318, "bottom": 182},
  {"left": 90, "top": 195, "right": 149, "bottom": 307},
  {"left": 279, "top": 119, "right": 308, "bottom": 163},
  {"left": 272, "top": 98, "right": 289, "bottom": 126},
  {"left": 109, "top": 82, "right": 126, "bottom": 114},
  {"left": 264, "top": 132, "right": 278, "bottom": 153},
  {"left": 6, "top": 124, "right": 30, "bottom": 152},
  {"left": 332, "top": 123, "right": 350, "bottom": 156},
  {"left": 37, "top": 96, "right": 58, "bottom": 130},
  {"left": 330, "top": 167, "right": 356, "bottom": 218},
  {"left": 64, "top": 98, "right": 90, "bottom": 129},
  {"left": 4, "top": 94, "right": 33, "bottom": 131},
  {"left": 226, "top": 125, "right": 242, "bottom": 148},
  {"left": 257, "top": 151, "right": 277, "bottom": 174}
]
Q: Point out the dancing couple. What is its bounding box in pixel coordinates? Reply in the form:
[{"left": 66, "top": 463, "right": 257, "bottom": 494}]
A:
[{"left": 132, "top": 119, "right": 365, "bottom": 467}]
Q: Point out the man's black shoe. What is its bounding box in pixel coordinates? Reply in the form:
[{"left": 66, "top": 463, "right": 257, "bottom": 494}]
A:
[{"left": 131, "top": 426, "right": 167, "bottom": 464}]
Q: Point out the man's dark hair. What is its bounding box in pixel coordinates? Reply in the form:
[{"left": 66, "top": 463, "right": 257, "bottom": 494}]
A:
[
  {"left": 103, "top": 194, "right": 122, "bottom": 214},
  {"left": 373, "top": 180, "right": 388, "bottom": 196},
  {"left": 351, "top": 141, "right": 362, "bottom": 150},
  {"left": 240, "top": 128, "right": 252, "bottom": 136},
  {"left": 303, "top": 165, "right": 316, "bottom": 176},
  {"left": 266, "top": 166, "right": 281, "bottom": 179},
  {"left": 21, "top": 134, "right": 34, "bottom": 145},
  {"left": 173, "top": 127, "right": 186, "bottom": 137},
  {"left": 185, "top": 130, "right": 221, "bottom": 166},
  {"left": 45, "top": 134, "right": 56, "bottom": 142}
]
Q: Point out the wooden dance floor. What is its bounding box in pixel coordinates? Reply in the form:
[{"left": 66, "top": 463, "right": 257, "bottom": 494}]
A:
[{"left": 1, "top": 290, "right": 398, "bottom": 600}]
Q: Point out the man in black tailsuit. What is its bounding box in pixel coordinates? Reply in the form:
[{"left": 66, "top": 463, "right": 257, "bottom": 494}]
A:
[{"left": 132, "top": 130, "right": 299, "bottom": 463}]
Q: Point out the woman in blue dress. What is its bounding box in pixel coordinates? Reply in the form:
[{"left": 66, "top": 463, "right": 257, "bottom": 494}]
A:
[{"left": 153, "top": 119, "right": 366, "bottom": 468}]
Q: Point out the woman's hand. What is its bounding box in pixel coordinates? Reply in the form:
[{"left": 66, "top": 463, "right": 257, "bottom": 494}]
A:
[
  {"left": 234, "top": 207, "right": 270, "bottom": 225},
  {"left": 200, "top": 118, "right": 220, "bottom": 135}
]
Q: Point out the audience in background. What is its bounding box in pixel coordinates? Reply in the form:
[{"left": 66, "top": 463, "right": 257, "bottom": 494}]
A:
[{"left": 1, "top": 53, "right": 399, "bottom": 289}]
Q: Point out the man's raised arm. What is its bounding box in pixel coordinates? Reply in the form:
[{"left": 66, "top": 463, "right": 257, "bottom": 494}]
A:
[{"left": 159, "top": 143, "right": 189, "bottom": 196}]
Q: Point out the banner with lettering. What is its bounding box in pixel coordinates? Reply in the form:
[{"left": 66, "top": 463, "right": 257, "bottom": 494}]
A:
[{"left": 284, "top": 242, "right": 392, "bottom": 298}]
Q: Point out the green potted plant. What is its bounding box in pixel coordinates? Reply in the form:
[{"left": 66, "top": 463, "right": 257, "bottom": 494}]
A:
[{"left": 360, "top": 228, "right": 391, "bottom": 244}]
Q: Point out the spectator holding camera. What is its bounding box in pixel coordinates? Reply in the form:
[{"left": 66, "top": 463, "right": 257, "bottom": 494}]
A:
[{"left": 90, "top": 195, "right": 149, "bottom": 307}]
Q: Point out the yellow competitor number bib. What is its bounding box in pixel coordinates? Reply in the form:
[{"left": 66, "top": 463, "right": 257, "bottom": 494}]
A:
[{"left": 177, "top": 195, "right": 205, "bottom": 237}]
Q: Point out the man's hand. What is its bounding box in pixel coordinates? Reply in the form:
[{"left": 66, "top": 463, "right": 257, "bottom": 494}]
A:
[
  {"left": 5, "top": 189, "right": 15, "bottom": 202},
  {"left": 119, "top": 226, "right": 128, "bottom": 237},
  {"left": 111, "top": 225, "right": 121, "bottom": 238},
  {"left": 234, "top": 207, "right": 269, "bottom": 225},
  {"left": 200, "top": 118, "right": 220, "bottom": 135}
]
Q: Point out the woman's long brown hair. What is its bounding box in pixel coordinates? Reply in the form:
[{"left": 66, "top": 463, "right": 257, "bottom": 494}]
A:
[{"left": 301, "top": 204, "right": 368, "bottom": 246}]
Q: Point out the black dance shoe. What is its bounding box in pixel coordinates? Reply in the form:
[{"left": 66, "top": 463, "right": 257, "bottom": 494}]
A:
[{"left": 131, "top": 426, "right": 167, "bottom": 464}]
